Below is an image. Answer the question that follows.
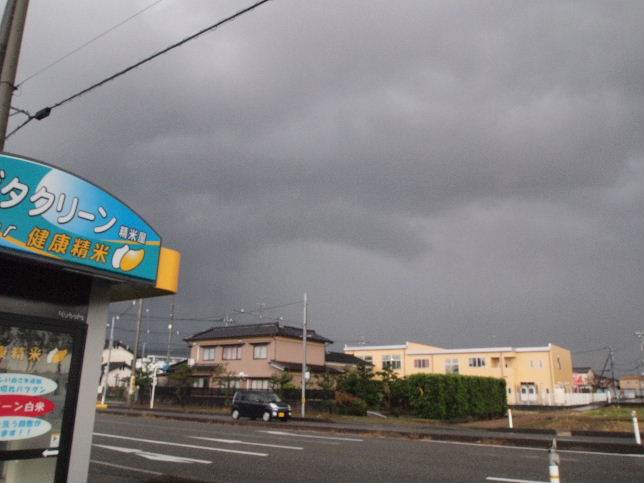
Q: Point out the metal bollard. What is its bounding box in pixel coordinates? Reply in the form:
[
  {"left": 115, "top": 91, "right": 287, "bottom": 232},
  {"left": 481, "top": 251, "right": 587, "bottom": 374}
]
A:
[
  {"left": 632, "top": 410, "right": 642, "bottom": 445},
  {"left": 548, "top": 438, "right": 560, "bottom": 483},
  {"left": 508, "top": 408, "right": 513, "bottom": 429}
]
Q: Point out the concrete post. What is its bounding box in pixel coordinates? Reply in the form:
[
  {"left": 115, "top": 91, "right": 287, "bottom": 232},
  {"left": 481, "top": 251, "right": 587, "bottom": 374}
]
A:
[
  {"left": 548, "top": 438, "right": 560, "bottom": 483},
  {"left": 67, "top": 281, "right": 110, "bottom": 483},
  {"left": 507, "top": 408, "right": 513, "bottom": 429},
  {"left": 632, "top": 410, "right": 641, "bottom": 445}
]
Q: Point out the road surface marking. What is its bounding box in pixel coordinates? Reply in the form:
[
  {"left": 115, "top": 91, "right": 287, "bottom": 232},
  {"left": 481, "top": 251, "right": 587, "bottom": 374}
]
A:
[
  {"left": 93, "top": 432, "right": 268, "bottom": 457},
  {"left": 423, "top": 439, "right": 644, "bottom": 458},
  {"left": 486, "top": 478, "right": 547, "bottom": 483},
  {"left": 191, "top": 436, "right": 303, "bottom": 450},
  {"left": 259, "top": 430, "right": 363, "bottom": 442},
  {"left": 93, "top": 444, "right": 211, "bottom": 464},
  {"left": 90, "top": 459, "right": 163, "bottom": 476}
]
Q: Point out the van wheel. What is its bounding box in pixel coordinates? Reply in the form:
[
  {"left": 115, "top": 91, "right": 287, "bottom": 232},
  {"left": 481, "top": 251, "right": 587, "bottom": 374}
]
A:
[
  {"left": 231, "top": 409, "right": 240, "bottom": 420},
  {"left": 262, "top": 411, "right": 271, "bottom": 422}
]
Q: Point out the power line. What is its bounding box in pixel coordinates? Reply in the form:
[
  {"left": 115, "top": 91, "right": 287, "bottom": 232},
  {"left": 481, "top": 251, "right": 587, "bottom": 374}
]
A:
[
  {"left": 17, "top": 0, "right": 166, "bottom": 87},
  {"left": 5, "top": 0, "right": 272, "bottom": 140}
]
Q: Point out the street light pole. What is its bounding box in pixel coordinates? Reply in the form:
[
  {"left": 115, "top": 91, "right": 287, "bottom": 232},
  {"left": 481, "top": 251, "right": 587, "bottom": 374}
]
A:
[
  {"left": 301, "top": 292, "right": 308, "bottom": 418},
  {"left": 100, "top": 315, "right": 118, "bottom": 405},
  {"left": 0, "top": 0, "right": 28, "bottom": 150}
]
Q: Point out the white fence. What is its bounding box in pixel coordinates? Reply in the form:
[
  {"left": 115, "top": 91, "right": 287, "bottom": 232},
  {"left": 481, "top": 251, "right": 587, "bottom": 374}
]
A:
[
  {"left": 554, "top": 391, "right": 609, "bottom": 406},
  {"left": 515, "top": 390, "right": 609, "bottom": 406}
]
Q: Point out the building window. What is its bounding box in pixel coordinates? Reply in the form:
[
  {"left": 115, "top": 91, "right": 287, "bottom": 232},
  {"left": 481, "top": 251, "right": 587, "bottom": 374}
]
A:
[
  {"left": 556, "top": 357, "right": 562, "bottom": 370},
  {"left": 250, "top": 379, "right": 270, "bottom": 390},
  {"left": 529, "top": 360, "right": 543, "bottom": 369},
  {"left": 382, "top": 354, "right": 401, "bottom": 370},
  {"left": 414, "top": 359, "right": 429, "bottom": 369},
  {"left": 202, "top": 346, "right": 216, "bottom": 361},
  {"left": 222, "top": 345, "right": 243, "bottom": 360},
  {"left": 253, "top": 344, "right": 268, "bottom": 359},
  {"left": 445, "top": 358, "right": 459, "bottom": 374},
  {"left": 468, "top": 357, "right": 486, "bottom": 368},
  {"left": 363, "top": 355, "right": 373, "bottom": 364}
]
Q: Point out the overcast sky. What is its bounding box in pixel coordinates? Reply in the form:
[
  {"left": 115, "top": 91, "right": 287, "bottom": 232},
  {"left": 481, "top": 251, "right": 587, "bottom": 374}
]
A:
[{"left": 6, "top": 0, "right": 644, "bottom": 374}]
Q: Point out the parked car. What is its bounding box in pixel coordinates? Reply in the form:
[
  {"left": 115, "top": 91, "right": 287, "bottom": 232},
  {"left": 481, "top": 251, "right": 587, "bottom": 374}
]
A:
[{"left": 231, "top": 390, "right": 291, "bottom": 422}]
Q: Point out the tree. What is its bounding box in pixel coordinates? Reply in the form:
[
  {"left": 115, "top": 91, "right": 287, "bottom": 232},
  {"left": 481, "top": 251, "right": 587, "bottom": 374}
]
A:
[
  {"left": 270, "top": 370, "right": 296, "bottom": 396},
  {"left": 376, "top": 367, "right": 399, "bottom": 413},
  {"left": 169, "top": 363, "right": 193, "bottom": 406},
  {"left": 337, "top": 365, "right": 382, "bottom": 408}
]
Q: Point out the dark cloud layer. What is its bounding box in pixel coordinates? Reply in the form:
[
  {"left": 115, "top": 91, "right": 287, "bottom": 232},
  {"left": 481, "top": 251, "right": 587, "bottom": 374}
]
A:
[{"left": 6, "top": 1, "right": 644, "bottom": 372}]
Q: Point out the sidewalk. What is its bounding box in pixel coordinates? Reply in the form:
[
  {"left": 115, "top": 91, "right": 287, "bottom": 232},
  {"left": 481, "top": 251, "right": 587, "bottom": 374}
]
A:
[{"left": 98, "top": 406, "right": 644, "bottom": 455}]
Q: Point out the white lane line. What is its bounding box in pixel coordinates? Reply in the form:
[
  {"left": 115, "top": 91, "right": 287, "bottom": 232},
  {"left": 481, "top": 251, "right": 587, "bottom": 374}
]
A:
[
  {"left": 259, "top": 430, "right": 363, "bottom": 442},
  {"left": 486, "top": 478, "right": 547, "bottom": 483},
  {"left": 93, "top": 432, "right": 268, "bottom": 457},
  {"left": 422, "top": 439, "right": 644, "bottom": 458},
  {"left": 191, "top": 436, "right": 303, "bottom": 450},
  {"left": 90, "top": 459, "right": 163, "bottom": 476},
  {"left": 93, "top": 444, "right": 212, "bottom": 464}
]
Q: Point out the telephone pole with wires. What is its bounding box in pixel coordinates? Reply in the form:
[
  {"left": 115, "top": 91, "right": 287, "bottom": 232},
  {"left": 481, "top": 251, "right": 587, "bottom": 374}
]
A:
[{"left": 0, "top": 0, "right": 28, "bottom": 150}]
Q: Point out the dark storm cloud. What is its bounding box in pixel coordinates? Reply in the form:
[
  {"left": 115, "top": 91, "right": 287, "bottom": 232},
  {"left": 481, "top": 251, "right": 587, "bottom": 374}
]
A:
[{"left": 7, "top": 1, "right": 644, "bottom": 369}]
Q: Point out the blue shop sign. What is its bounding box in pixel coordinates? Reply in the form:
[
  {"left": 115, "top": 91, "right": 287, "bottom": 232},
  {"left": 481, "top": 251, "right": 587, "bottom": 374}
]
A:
[{"left": 0, "top": 153, "right": 161, "bottom": 282}]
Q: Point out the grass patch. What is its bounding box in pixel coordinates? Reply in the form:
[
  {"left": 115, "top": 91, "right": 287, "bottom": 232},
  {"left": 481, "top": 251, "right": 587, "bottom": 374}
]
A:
[{"left": 460, "top": 405, "right": 644, "bottom": 432}]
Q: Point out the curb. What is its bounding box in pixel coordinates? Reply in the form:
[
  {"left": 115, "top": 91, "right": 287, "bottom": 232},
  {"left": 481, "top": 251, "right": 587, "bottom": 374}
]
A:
[{"left": 98, "top": 408, "right": 644, "bottom": 455}]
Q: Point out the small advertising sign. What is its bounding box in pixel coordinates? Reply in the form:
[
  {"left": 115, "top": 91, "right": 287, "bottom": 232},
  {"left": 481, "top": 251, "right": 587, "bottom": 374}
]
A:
[
  {"left": 0, "top": 416, "right": 52, "bottom": 441},
  {"left": 0, "top": 153, "right": 161, "bottom": 282},
  {"left": 0, "top": 373, "right": 58, "bottom": 395},
  {"left": 0, "top": 395, "right": 56, "bottom": 418}
]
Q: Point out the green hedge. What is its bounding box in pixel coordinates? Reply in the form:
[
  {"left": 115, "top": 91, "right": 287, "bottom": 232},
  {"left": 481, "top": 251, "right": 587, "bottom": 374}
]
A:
[{"left": 405, "top": 374, "right": 506, "bottom": 420}]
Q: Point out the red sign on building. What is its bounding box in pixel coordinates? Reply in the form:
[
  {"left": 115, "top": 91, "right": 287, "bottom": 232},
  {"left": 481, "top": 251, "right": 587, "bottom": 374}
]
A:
[{"left": 0, "top": 395, "right": 55, "bottom": 418}]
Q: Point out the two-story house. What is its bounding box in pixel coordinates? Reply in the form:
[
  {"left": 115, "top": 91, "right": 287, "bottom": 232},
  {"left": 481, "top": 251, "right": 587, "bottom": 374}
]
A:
[
  {"left": 185, "top": 321, "right": 332, "bottom": 389},
  {"left": 345, "top": 342, "right": 574, "bottom": 406}
]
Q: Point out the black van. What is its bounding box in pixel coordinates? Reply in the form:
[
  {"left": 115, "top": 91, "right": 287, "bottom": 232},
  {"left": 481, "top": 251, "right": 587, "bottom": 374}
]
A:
[{"left": 231, "top": 390, "right": 291, "bottom": 422}]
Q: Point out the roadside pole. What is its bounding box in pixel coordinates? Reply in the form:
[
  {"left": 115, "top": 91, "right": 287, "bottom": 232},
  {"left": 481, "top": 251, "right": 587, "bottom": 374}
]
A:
[
  {"left": 128, "top": 298, "right": 143, "bottom": 405},
  {"left": 0, "top": 0, "right": 28, "bottom": 150},
  {"left": 301, "top": 292, "right": 307, "bottom": 418},
  {"left": 100, "top": 315, "right": 118, "bottom": 405},
  {"left": 166, "top": 295, "right": 176, "bottom": 363},
  {"left": 507, "top": 408, "right": 513, "bottom": 429},
  {"left": 150, "top": 366, "right": 158, "bottom": 409},
  {"left": 632, "top": 410, "right": 641, "bottom": 445},
  {"left": 548, "top": 438, "right": 560, "bottom": 483}
]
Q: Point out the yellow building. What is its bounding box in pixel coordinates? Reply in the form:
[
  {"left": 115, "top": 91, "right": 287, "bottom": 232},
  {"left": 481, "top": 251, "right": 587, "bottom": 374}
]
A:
[{"left": 344, "top": 342, "right": 574, "bottom": 406}]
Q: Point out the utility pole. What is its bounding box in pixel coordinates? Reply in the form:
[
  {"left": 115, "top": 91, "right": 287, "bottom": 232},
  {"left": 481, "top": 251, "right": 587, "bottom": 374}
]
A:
[
  {"left": 301, "top": 292, "right": 308, "bottom": 418},
  {"left": 100, "top": 315, "right": 118, "bottom": 405},
  {"left": 141, "top": 307, "right": 150, "bottom": 358},
  {"left": 0, "top": 1, "right": 17, "bottom": 75},
  {"left": 166, "top": 295, "right": 176, "bottom": 364},
  {"left": 635, "top": 331, "right": 644, "bottom": 375},
  {"left": 609, "top": 346, "right": 617, "bottom": 400},
  {"left": 128, "top": 299, "right": 143, "bottom": 405},
  {"left": 0, "top": 0, "right": 28, "bottom": 150}
]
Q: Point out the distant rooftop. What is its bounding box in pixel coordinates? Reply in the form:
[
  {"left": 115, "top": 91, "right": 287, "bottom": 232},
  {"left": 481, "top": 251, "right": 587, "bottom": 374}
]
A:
[
  {"left": 326, "top": 351, "right": 372, "bottom": 365},
  {"left": 573, "top": 366, "right": 593, "bottom": 373},
  {"left": 185, "top": 321, "right": 332, "bottom": 344}
]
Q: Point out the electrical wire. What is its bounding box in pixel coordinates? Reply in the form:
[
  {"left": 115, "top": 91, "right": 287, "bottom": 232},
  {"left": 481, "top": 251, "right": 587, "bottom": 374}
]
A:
[
  {"left": 5, "top": 0, "right": 272, "bottom": 140},
  {"left": 16, "top": 0, "right": 166, "bottom": 87}
]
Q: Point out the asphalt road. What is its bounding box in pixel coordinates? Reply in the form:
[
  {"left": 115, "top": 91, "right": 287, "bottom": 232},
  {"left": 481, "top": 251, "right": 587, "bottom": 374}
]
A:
[{"left": 89, "top": 414, "right": 643, "bottom": 482}]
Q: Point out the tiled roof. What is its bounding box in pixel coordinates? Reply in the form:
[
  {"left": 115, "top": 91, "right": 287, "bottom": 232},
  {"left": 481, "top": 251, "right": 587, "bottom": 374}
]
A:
[
  {"left": 185, "top": 321, "right": 332, "bottom": 344},
  {"left": 325, "top": 351, "right": 372, "bottom": 365},
  {"left": 270, "top": 360, "right": 342, "bottom": 374}
]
